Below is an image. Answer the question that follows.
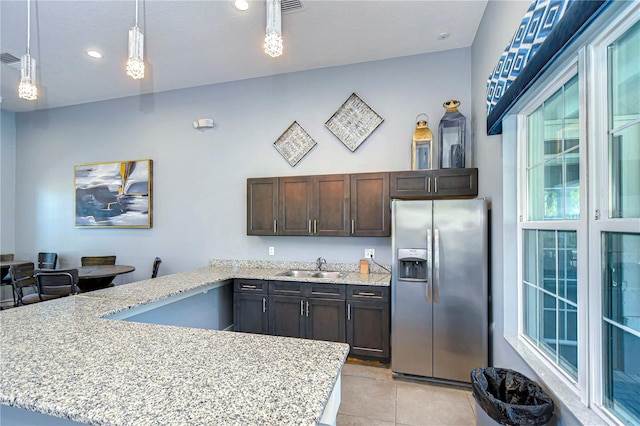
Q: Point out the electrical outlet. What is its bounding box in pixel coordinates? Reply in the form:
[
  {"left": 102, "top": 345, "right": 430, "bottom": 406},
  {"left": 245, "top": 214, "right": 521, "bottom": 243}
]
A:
[
  {"left": 364, "top": 249, "right": 375, "bottom": 259},
  {"left": 268, "top": 246, "right": 275, "bottom": 256}
]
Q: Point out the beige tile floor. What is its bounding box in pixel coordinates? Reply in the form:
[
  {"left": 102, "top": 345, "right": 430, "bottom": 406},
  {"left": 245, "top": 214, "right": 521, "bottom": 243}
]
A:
[{"left": 338, "top": 362, "right": 477, "bottom": 426}]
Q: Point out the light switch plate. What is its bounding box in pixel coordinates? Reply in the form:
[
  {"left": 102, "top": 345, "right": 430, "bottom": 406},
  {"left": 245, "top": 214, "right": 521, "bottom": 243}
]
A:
[{"left": 269, "top": 246, "right": 275, "bottom": 256}]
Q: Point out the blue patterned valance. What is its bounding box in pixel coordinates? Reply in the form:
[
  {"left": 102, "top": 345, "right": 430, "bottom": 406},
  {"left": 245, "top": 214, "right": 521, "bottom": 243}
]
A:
[{"left": 486, "top": 0, "right": 610, "bottom": 135}]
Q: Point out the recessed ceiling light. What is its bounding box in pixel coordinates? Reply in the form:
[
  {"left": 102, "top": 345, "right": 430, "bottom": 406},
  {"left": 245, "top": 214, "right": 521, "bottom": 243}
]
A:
[
  {"left": 233, "top": 0, "right": 249, "bottom": 11},
  {"left": 87, "top": 50, "right": 103, "bottom": 59},
  {"left": 438, "top": 32, "right": 450, "bottom": 40}
]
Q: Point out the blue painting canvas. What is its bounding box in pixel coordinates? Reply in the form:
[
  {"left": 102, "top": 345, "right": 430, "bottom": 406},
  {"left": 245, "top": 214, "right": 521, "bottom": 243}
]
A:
[{"left": 75, "top": 159, "right": 153, "bottom": 228}]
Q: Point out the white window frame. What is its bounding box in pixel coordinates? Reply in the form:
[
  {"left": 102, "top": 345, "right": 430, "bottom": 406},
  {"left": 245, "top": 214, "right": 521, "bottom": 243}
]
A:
[
  {"left": 506, "top": 3, "right": 640, "bottom": 425},
  {"left": 587, "top": 5, "right": 640, "bottom": 424},
  {"left": 515, "top": 58, "right": 590, "bottom": 404}
]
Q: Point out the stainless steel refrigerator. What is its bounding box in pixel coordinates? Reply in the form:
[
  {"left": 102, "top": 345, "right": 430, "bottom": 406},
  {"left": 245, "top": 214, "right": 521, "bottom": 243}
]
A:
[{"left": 391, "top": 198, "right": 488, "bottom": 384}]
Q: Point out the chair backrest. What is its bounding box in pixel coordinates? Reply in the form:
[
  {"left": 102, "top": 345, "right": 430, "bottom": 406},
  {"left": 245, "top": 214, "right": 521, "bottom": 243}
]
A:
[
  {"left": 36, "top": 269, "right": 79, "bottom": 297},
  {"left": 151, "top": 257, "right": 162, "bottom": 278},
  {"left": 81, "top": 256, "right": 116, "bottom": 266},
  {"left": 9, "top": 262, "right": 36, "bottom": 290},
  {"left": 38, "top": 252, "right": 58, "bottom": 269},
  {"left": 1, "top": 253, "right": 15, "bottom": 261}
]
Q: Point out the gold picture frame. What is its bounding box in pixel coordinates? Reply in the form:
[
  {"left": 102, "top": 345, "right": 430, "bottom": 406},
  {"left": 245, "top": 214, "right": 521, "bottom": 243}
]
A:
[{"left": 74, "top": 159, "right": 153, "bottom": 228}]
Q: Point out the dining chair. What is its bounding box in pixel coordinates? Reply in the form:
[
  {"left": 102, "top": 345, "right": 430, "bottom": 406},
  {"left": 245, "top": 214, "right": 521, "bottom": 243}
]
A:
[
  {"left": 1, "top": 254, "right": 16, "bottom": 308},
  {"left": 81, "top": 256, "right": 116, "bottom": 266},
  {"left": 9, "top": 262, "right": 40, "bottom": 305},
  {"left": 151, "top": 257, "right": 162, "bottom": 278},
  {"left": 34, "top": 269, "right": 79, "bottom": 301},
  {"left": 38, "top": 252, "right": 58, "bottom": 269}
]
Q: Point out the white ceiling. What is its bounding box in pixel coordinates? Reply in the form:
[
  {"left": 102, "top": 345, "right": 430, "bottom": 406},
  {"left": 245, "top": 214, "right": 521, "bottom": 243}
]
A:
[{"left": 0, "top": 0, "right": 488, "bottom": 113}]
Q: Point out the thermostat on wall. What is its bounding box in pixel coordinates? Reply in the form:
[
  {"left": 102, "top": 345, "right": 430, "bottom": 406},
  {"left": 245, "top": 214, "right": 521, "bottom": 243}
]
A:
[{"left": 193, "top": 118, "right": 214, "bottom": 129}]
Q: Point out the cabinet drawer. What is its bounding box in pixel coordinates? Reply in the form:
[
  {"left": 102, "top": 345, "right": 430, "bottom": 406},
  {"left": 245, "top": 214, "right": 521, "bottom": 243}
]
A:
[
  {"left": 347, "top": 285, "right": 389, "bottom": 301},
  {"left": 269, "top": 280, "right": 306, "bottom": 296},
  {"left": 309, "top": 283, "right": 346, "bottom": 300},
  {"left": 234, "top": 279, "right": 268, "bottom": 294}
]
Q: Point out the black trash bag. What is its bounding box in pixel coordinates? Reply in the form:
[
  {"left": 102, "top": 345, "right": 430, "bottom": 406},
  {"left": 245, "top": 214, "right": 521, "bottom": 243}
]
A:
[{"left": 471, "top": 367, "right": 555, "bottom": 425}]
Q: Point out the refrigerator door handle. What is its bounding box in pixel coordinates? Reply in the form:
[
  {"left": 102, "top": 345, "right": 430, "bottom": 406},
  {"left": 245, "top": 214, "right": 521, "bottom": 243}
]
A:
[
  {"left": 434, "top": 228, "right": 440, "bottom": 303},
  {"left": 427, "top": 228, "right": 432, "bottom": 304}
]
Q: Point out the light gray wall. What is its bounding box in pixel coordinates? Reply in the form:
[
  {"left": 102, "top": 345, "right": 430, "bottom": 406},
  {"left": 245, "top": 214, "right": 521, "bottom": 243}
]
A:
[
  {"left": 1, "top": 109, "right": 16, "bottom": 254},
  {"left": 12, "top": 48, "right": 471, "bottom": 283}
]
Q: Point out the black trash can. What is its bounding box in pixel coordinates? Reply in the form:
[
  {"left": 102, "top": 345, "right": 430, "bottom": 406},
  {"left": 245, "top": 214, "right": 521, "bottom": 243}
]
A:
[{"left": 471, "top": 367, "right": 555, "bottom": 426}]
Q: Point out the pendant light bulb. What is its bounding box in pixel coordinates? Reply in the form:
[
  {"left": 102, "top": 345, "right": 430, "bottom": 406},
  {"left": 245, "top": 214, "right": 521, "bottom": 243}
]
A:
[
  {"left": 264, "top": 0, "right": 283, "bottom": 57},
  {"left": 126, "top": 0, "right": 145, "bottom": 79},
  {"left": 18, "top": 0, "right": 37, "bottom": 101},
  {"left": 18, "top": 54, "right": 38, "bottom": 100}
]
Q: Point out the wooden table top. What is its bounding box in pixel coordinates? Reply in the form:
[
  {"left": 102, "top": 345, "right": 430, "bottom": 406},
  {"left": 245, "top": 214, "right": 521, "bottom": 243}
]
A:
[
  {"left": 0, "top": 260, "right": 32, "bottom": 268},
  {"left": 77, "top": 265, "right": 135, "bottom": 279}
]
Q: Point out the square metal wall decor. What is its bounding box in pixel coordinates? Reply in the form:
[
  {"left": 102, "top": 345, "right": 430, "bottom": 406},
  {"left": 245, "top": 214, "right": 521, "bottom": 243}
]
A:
[
  {"left": 273, "top": 121, "right": 317, "bottom": 167},
  {"left": 74, "top": 159, "right": 153, "bottom": 228},
  {"left": 325, "top": 93, "right": 384, "bottom": 152}
]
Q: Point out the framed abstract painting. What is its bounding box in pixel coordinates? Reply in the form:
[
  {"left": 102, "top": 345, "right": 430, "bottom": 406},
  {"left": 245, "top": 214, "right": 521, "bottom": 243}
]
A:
[{"left": 74, "top": 159, "right": 153, "bottom": 228}]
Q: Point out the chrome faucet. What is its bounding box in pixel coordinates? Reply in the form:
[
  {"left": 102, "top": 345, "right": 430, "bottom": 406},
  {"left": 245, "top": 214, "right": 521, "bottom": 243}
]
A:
[{"left": 316, "top": 257, "right": 327, "bottom": 271}]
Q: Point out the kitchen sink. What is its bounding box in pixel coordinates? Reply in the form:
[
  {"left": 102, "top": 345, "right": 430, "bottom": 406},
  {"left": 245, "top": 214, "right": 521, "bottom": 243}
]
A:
[
  {"left": 278, "top": 270, "right": 347, "bottom": 279},
  {"left": 278, "top": 270, "right": 316, "bottom": 278},
  {"left": 312, "top": 271, "right": 346, "bottom": 279}
]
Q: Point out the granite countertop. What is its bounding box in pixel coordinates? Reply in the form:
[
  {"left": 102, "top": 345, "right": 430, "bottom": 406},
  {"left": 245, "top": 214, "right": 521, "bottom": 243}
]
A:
[{"left": 0, "top": 264, "right": 352, "bottom": 425}]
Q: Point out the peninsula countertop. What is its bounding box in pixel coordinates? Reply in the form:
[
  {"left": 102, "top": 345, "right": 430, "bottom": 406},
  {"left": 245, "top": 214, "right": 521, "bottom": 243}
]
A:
[{"left": 0, "top": 265, "right": 352, "bottom": 425}]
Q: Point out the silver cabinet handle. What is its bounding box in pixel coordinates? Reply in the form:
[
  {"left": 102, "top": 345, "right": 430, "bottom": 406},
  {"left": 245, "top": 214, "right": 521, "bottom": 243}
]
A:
[
  {"left": 357, "top": 292, "right": 376, "bottom": 296},
  {"left": 427, "top": 228, "right": 432, "bottom": 304},
  {"left": 300, "top": 300, "right": 304, "bottom": 316},
  {"left": 428, "top": 177, "right": 431, "bottom": 193},
  {"left": 351, "top": 219, "right": 355, "bottom": 234},
  {"left": 308, "top": 220, "right": 312, "bottom": 234},
  {"left": 314, "top": 219, "right": 317, "bottom": 234},
  {"left": 347, "top": 303, "right": 351, "bottom": 321},
  {"left": 306, "top": 301, "right": 310, "bottom": 317},
  {"left": 434, "top": 176, "right": 438, "bottom": 193},
  {"left": 273, "top": 219, "right": 277, "bottom": 234},
  {"left": 434, "top": 228, "right": 440, "bottom": 303},
  {"left": 262, "top": 297, "right": 266, "bottom": 313},
  {"left": 243, "top": 284, "right": 257, "bottom": 289}
]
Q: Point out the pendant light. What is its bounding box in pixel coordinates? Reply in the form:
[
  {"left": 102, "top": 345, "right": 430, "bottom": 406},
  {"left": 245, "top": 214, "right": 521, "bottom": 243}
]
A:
[
  {"left": 18, "top": 0, "right": 37, "bottom": 101},
  {"left": 126, "top": 0, "right": 145, "bottom": 79},
  {"left": 264, "top": 0, "right": 283, "bottom": 57}
]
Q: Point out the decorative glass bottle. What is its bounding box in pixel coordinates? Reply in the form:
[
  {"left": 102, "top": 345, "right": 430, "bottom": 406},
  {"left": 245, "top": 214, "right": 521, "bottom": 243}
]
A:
[
  {"left": 438, "top": 100, "right": 466, "bottom": 169},
  {"left": 412, "top": 114, "right": 434, "bottom": 170}
]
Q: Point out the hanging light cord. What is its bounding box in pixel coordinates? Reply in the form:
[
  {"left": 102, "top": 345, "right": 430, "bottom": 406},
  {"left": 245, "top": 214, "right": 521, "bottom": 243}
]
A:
[
  {"left": 26, "top": 0, "right": 31, "bottom": 55},
  {"left": 134, "top": 0, "right": 139, "bottom": 27}
]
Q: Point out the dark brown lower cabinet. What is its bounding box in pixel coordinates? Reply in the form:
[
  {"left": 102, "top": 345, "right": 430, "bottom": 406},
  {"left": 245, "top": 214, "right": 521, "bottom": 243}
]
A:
[
  {"left": 234, "top": 279, "right": 389, "bottom": 362},
  {"left": 269, "top": 295, "right": 305, "bottom": 338},
  {"left": 346, "top": 286, "right": 390, "bottom": 362},
  {"left": 233, "top": 279, "right": 268, "bottom": 334},
  {"left": 306, "top": 298, "right": 346, "bottom": 342}
]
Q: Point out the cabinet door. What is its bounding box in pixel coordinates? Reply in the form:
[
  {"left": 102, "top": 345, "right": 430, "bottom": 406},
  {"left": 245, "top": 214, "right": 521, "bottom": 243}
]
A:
[
  {"left": 346, "top": 299, "right": 390, "bottom": 361},
  {"left": 430, "top": 168, "right": 478, "bottom": 197},
  {"left": 247, "top": 178, "right": 278, "bottom": 235},
  {"left": 233, "top": 293, "right": 268, "bottom": 334},
  {"left": 306, "top": 298, "right": 346, "bottom": 343},
  {"left": 269, "top": 295, "right": 305, "bottom": 338},
  {"left": 314, "top": 174, "right": 350, "bottom": 236},
  {"left": 279, "top": 176, "right": 313, "bottom": 236},
  {"left": 350, "top": 172, "right": 390, "bottom": 236}
]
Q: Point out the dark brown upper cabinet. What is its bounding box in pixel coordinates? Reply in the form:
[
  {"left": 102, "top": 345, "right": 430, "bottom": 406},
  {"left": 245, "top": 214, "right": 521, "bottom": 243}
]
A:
[
  {"left": 350, "top": 172, "right": 390, "bottom": 237},
  {"left": 390, "top": 168, "right": 478, "bottom": 199},
  {"left": 278, "top": 174, "right": 350, "bottom": 236},
  {"left": 247, "top": 178, "right": 278, "bottom": 235}
]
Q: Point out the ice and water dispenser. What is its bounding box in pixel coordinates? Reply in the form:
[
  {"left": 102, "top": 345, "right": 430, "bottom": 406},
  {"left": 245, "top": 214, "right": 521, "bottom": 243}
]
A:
[{"left": 397, "top": 249, "right": 427, "bottom": 281}]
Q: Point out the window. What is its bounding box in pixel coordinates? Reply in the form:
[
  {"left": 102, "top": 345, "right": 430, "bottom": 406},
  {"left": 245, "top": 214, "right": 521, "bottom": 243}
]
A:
[
  {"left": 514, "top": 7, "right": 640, "bottom": 425},
  {"left": 520, "top": 74, "right": 581, "bottom": 381}
]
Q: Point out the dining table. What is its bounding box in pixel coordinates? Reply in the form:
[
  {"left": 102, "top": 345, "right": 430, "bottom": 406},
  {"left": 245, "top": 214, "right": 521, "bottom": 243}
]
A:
[{"left": 77, "top": 264, "right": 135, "bottom": 292}]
